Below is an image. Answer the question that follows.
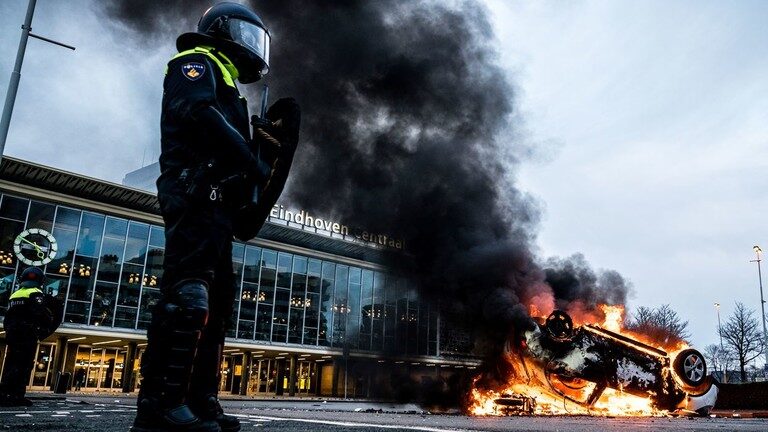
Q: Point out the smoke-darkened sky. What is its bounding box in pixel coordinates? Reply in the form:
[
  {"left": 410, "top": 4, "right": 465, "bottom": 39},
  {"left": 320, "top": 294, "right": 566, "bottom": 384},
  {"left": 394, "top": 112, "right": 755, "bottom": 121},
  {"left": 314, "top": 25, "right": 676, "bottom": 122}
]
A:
[{"left": 1, "top": 0, "right": 767, "bottom": 353}]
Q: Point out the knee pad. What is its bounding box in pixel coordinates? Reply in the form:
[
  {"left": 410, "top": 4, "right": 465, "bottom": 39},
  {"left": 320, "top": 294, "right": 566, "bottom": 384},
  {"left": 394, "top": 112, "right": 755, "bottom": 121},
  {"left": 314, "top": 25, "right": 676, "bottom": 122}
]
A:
[{"left": 165, "top": 279, "right": 210, "bottom": 331}]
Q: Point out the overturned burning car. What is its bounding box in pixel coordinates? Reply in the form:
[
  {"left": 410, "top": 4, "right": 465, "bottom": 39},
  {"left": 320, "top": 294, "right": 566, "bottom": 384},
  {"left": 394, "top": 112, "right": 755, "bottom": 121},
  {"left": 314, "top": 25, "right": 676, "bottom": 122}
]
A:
[{"left": 486, "top": 310, "right": 718, "bottom": 416}]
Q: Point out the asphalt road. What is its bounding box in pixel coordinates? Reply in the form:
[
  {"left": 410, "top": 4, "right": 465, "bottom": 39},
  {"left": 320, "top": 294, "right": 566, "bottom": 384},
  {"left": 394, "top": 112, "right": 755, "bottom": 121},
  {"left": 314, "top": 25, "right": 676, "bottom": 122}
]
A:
[{"left": 0, "top": 394, "right": 766, "bottom": 432}]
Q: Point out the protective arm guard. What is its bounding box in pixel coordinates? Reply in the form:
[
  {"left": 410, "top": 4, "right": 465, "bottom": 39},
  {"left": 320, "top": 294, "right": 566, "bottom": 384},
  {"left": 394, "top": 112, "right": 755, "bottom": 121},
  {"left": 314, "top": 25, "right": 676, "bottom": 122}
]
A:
[
  {"left": 190, "top": 105, "right": 270, "bottom": 180},
  {"left": 234, "top": 97, "right": 301, "bottom": 241}
]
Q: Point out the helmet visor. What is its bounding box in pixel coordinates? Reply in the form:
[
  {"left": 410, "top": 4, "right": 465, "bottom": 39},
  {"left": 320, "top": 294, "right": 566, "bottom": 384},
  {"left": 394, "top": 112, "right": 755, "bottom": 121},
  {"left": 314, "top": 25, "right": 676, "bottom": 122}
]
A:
[{"left": 229, "top": 18, "right": 270, "bottom": 73}]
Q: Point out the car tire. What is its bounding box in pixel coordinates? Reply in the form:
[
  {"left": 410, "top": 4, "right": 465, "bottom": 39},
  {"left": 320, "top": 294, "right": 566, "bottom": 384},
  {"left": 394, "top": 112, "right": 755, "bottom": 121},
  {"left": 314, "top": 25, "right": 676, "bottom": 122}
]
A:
[
  {"left": 545, "top": 310, "right": 574, "bottom": 341},
  {"left": 674, "top": 348, "right": 707, "bottom": 386}
]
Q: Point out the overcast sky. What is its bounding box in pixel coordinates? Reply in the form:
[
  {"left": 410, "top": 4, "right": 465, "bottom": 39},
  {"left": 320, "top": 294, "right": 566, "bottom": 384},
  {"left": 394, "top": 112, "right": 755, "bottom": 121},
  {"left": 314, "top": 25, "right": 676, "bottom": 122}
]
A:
[{"left": 1, "top": 0, "right": 767, "bottom": 353}]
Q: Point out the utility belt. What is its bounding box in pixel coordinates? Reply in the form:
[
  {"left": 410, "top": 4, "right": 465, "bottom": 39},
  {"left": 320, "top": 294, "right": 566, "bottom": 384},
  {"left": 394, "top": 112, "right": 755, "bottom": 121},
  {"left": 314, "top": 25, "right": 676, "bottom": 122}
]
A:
[{"left": 177, "top": 159, "right": 253, "bottom": 207}]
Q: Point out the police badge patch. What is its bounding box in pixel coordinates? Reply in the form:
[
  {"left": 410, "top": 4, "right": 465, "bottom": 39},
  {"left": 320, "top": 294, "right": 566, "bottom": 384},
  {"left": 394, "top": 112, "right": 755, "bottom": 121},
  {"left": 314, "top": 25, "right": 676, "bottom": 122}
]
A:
[{"left": 182, "top": 62, "right": 205, "bottom": 81}]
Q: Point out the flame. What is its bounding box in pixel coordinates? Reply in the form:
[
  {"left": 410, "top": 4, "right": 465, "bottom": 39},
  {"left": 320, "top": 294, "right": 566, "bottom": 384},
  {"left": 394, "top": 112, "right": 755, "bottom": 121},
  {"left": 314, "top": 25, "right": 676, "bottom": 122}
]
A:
[
  {"left": 599, "top": 304, "right": 623, "bottom": 333},
  {"left": 469, "top": 303, "right": 690, "bottom": 417}
]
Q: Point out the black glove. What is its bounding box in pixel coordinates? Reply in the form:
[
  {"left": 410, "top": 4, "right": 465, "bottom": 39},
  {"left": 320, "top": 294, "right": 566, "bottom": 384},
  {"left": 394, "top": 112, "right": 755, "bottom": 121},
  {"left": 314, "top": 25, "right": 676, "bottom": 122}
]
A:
[
  {"left": 250, "top": 97, "right": 301, "bottom": 159},
  {"left": 266, "top": 97, "right": 301, "bottom": 150}
]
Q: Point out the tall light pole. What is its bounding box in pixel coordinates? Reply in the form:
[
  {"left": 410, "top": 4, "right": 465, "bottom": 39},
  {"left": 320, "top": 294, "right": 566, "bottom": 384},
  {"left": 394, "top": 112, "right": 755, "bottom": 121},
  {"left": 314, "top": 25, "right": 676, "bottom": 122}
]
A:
[
  {"left": 714, "top": 302, "right": 726, "bottom": 382},
  {"left": 751, "top": 245, "right": 768, "bottom": 373},
  {"left": 0, "top": 0, "right": 75, "bottom": 162}
]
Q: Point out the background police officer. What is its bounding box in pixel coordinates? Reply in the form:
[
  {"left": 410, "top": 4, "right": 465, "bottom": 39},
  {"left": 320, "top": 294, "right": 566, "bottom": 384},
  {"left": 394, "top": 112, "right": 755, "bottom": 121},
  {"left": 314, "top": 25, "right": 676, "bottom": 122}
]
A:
[
  {"left": 0, "top": 267, "right": 61, "bottom": 407},
  {"left": 133, "top": 3, "right": 299, "bottom": 432}
]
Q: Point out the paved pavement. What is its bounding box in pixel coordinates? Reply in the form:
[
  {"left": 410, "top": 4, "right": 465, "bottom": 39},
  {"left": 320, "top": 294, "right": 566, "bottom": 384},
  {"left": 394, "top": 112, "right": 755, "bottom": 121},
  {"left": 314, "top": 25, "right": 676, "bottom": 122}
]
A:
[{"left": 0, "top": 394, "right": 766, "bottom": 431}]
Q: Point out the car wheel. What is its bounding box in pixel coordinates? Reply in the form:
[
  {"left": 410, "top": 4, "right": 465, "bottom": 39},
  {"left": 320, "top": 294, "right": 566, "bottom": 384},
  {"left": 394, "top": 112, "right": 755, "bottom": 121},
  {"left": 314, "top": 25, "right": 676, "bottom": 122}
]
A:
[
  {"left": 545, "top": 310, "right": 574, "bottom": 341},
  {"left": 674, "top": 349, "right": 707, "bottom": 386}
]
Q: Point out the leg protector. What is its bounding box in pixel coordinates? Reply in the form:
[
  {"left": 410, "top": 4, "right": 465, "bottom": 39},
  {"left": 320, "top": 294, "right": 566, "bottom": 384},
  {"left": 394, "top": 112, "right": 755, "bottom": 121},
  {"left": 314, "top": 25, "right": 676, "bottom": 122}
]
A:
[
  {"left": 189, "top": 263, "right": 239, "bottom": 432},
  {"left": 138, "top": 279, "right": 210, "bottom": 407},
  {"left": 133, "top": 280, "right": 219, "bottom": 432}
]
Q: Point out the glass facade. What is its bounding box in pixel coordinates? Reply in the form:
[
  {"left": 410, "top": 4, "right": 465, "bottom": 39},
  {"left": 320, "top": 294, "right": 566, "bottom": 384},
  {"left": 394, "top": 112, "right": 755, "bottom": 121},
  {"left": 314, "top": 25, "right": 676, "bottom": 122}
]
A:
[{"left": 0, "top": 193, "right": 438, "bottom": 356}]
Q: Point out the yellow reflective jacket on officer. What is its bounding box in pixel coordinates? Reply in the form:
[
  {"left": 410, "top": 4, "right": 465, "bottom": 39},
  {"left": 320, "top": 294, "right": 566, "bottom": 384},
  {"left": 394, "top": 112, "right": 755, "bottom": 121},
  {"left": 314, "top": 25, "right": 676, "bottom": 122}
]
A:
[{"left": 8, "top": 286, "right": 43, "bottom": 308}]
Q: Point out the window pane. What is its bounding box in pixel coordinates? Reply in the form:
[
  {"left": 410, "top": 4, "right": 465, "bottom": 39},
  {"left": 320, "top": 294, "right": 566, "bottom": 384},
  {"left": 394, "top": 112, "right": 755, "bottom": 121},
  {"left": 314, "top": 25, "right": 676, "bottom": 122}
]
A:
[
  {"left": 98, "top": 238, "right": 125, "bottom": 283},
  {"left": 68, "top": 256, "right": 97, "bottom": 302},
  {"left": 64, "top": 300, "right": 91, "bottom": 324},
  {"left": 359, "top": 270, "right": 373, "bottom": 350},
  {"left": 288, "top": 307, "right": 303, "bottom": 344},
  {"left": 0, "top": 196, "right": 29, "bottom": 221},
  {"left": 239, "top": 282, "right": 257, "bottom": 321},
  {"left": 124, "top": 222, "right": 149, "bottom": 265},
  {"left": 303, "top": 327, "right": 317, "bottom": 346},
  {"left": 293, "top": 256, "right": 307, "bottom": 275},
  {"left": 144, "top": 248, "right": 163, "bottom": 288},
  {"left": 332, "top": 266, "right": 348, "bottom": 348},
  {"left": 260, "top": 250, "right": 276, "bottom": 287},
  {"left": 0, "top": 219, "right": 24, "bottom": 267},
  {"left": 232, "top": 243, "right": 245, "bottom": 280},
  {"left": 260, "top": 266, "right": 275, "bottom": 288},
  {"left": 104, "top": 217, "right": 128, "bottom": 238},
  {"left": 26, "top": 201, "right": 55, "bottom": 232},
  {"left": 274, "top": 289, "right": 289, "bottom": 326},
  {"left": 48, "top": 227, "right": 76, "bottom": 275},
  {"left": 91, "top": 282, "right": 117, "bottom": 327},
  {"left": 272, "top": 325, "right": 287, "bottom": 343},
  {"left": 304, "top": 293, "right": 320, "bottom": 332},
  {"left": 44, "top": 274, "right": 68, "bottom": 300},
  {"left": 148, "top": 226, "right": 165, "bottom": 248},
  {"left": 77, "top": 213, "right": 105, "bottom": 257},
  {"left": 277, "top": 253, "right": 292, "bottom": 288},
  {"left": 308, "top": 259, "right": 321, "bottom": 276},
  {"left": 319, "top": 264, "right": 334, "bottom": 347},
  {"left": 371, "top": 272, "right": 385, "bottom": 351},
  {"left": 238, "top": 320, "right": 254, "bottom": 339},
  {"left": 255, "top": 304, "right": 273, "bottom": 341},
  {"left": 54, "top": 207, "right": 81, "bottom": 231},
  {"left": 114, "top": 306, "right": 138, "bottom": 329},
  {"left": 117, "top": 263, "right": 143, "bottom": 307},
  {"left": 307, "top": 274, "right": 320, "bottom": 294},
  {"left": 243, "top": 246, "right": 261, "bottom": 284},
  {"left": 138, "top": 288, "right": 162, "bottom": 329}
]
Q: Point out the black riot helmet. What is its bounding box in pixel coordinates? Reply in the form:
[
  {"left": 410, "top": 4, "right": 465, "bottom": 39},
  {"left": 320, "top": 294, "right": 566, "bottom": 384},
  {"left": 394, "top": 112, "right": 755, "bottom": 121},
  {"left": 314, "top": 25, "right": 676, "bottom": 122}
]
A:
[
  {"left": 19, "top": 266, "right": 45, "bottom": 288},
  {"left": 177, "top": 2, "right": 271, "bottom": 83}
]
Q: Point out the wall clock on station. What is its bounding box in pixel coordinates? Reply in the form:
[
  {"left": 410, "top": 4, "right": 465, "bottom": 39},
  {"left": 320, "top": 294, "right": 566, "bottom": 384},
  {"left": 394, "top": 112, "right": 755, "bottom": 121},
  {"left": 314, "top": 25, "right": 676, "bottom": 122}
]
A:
[{"left": 13, "top": 228, "right": 58, "bottom": 266}]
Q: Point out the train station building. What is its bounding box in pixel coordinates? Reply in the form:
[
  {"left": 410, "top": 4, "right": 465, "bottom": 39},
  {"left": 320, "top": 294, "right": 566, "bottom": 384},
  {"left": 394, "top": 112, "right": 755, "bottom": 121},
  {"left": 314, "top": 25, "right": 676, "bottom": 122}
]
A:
[{"left": 0, "top": 156, "right": 477, "bottom": 397}]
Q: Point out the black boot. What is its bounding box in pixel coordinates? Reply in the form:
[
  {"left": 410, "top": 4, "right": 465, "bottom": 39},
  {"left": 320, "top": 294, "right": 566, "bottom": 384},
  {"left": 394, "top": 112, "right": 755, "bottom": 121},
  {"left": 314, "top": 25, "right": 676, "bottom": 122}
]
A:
[
  {"left": 190, "top": 394, "right": 240, "bottom": 432},
  {"left": 132, "top": 395, "right": 220, "bottom": 432}
]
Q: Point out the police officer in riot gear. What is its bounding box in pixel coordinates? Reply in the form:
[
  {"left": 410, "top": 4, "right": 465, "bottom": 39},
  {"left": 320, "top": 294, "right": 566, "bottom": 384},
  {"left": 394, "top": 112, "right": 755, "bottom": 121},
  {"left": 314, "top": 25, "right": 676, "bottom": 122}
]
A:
[
  {"left": 132, "top": 3, "right": 299, "bottom": 432},
  {"left": 0, "top": 267, "right": 62, "bottom": 407}
]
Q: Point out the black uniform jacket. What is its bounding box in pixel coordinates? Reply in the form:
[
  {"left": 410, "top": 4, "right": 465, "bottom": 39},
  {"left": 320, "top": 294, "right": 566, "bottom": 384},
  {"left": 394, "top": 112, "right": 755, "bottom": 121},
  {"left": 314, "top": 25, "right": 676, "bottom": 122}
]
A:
[{"left": 157, "top": 52, "right": 255, "bottom": 198}]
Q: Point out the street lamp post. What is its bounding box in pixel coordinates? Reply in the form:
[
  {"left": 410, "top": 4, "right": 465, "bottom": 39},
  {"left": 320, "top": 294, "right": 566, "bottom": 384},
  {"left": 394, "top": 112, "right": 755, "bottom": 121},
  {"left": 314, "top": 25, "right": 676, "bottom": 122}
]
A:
[
  {"left": 0, "top": 0, "right": 75, "bottom": 163},
  {"left": 750, "top": 246, "right": 768, "bottom": 373},
  {"left": 714, "top": 302, "right": 726, "bottom": 383}
]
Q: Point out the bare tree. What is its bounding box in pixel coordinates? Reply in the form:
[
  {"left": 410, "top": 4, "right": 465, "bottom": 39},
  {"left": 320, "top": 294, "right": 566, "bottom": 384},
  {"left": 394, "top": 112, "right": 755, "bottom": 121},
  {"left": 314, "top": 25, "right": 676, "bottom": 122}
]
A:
[
  {"left": 627, "top": 304, "right": 690, "bottom": 346},
  {"left": 703, "top": 343, "right": 736, "bottom": 382},
  {"left": 720, "top": 302, "right": 765, "bottom": 382},
  {"left": 703, "top": 344, "right": 721, "bottom": 375}
]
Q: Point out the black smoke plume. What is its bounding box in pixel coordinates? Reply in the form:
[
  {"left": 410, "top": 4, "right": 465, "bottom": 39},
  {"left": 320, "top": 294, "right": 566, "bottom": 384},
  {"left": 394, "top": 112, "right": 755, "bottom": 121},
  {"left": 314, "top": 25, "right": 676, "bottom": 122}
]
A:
[{"left": 101, "top": 0, "right": 632, "bottom": 400}]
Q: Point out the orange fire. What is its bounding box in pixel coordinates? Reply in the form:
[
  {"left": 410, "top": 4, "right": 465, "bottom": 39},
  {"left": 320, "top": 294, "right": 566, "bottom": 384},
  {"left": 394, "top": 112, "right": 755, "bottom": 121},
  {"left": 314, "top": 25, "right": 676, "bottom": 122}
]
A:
[{"left": 468, "top": 304, "right": 689, "bottom": 417}]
